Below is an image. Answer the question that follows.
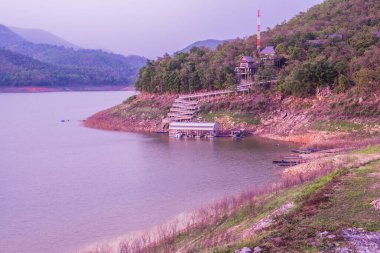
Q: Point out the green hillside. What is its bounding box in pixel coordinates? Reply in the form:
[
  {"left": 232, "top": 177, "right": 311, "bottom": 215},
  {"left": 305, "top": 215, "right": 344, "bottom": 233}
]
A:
[{"left": 136, "top": 0, "right": 379, "bottom": 96}]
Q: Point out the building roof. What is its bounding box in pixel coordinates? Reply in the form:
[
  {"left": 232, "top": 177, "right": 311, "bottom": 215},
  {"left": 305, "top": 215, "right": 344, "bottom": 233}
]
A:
[
  {"left": 375, "top": 31, "right": 380, "bottom": 38},
  {"left": 260, "top": 46, "right": 275, "bottom": 55},
  {"left": 328, "top": 33, "right": 343, "bottom": 40},
  {"left": 169, "top": 122, "right": 219, "bottom": 131},
  {"left": 240, "top": 56, "right": 254, "bottom": 63}
]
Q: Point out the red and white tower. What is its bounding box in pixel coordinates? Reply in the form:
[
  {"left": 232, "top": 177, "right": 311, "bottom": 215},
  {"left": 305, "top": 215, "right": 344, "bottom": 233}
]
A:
[{"left": 257, "top": 9, "right": 261, "bottom": 52}]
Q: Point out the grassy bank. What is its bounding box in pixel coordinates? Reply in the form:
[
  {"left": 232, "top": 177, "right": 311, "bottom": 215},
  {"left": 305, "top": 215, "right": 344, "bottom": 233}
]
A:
[{"left": 84, "top": 145, "right": 380, "bottom": 253}]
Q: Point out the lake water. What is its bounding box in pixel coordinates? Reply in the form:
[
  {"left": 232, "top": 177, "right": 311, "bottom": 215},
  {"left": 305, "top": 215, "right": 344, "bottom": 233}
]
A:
[{"left": 0, "top": 91, "right": 293, "bottom": 253}]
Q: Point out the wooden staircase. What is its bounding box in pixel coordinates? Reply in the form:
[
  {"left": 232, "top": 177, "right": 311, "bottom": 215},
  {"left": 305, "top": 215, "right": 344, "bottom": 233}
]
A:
[
  {"left": 168, "top": 98, "right": 199, "bottom": 122},
  {"left": 168, "top": 90, "right": 235, "bottom": 122}
]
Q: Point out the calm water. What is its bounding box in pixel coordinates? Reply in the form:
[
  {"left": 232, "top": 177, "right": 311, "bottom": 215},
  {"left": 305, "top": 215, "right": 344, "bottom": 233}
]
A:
[{"left": 0, "top": 91, "right": 293, "bottom": 253}]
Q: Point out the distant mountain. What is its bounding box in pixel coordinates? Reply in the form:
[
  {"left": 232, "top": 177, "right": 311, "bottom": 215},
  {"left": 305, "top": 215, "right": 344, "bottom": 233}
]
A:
[
  {"left": 179, "top": 39, "right": 226, "bottom": 53},
  {"left": 0, "top": 48, "right": 114, "bottom": 86},
  {"left": 10, "top": 26, "right": 80, "bottom": 49},
  {"left": 0, "top": 24, "right": 147, "bottom": 87}
]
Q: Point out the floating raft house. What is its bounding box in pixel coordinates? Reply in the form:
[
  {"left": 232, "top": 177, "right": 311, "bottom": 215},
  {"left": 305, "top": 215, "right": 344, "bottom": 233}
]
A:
[{"left": 168, "top": 122, "right": 220, "bottom": 137}]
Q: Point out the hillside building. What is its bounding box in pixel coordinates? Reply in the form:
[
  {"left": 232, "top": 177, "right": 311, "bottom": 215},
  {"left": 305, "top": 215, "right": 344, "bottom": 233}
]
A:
[
  {"left": 235, "top": 56, "right": 255, "bottom": 82},
  {"left": 259, "top": 46, "right": 276, "bottom": 59},
  {"left": 259, "top": 46, "right": 276, "bottom": 66},
  {"left": 328, "top": 33, "right": 344, "bottom": 40}
]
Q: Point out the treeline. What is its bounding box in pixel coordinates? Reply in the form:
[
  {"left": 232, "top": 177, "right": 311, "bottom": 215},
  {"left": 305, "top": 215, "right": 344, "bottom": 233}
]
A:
[{"left": 136, "top": 0, "right": 380, "bottom": 96}]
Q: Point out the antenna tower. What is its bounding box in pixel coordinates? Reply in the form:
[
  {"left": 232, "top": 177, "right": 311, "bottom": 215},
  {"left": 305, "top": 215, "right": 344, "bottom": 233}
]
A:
[{"left": 257, "top": 9, "right": 261, "bottom": 52}]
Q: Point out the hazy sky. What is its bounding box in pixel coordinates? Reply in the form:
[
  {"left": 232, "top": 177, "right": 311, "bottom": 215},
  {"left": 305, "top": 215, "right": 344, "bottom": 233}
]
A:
[{"left": 0, "top": 0, "right": 324, "bottom": 58}]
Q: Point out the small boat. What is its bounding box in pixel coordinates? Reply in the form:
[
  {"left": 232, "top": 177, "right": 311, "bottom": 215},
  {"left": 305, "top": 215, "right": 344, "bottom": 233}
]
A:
[{"left": 231, "top": 128, "right": 245, "bottom": 139}]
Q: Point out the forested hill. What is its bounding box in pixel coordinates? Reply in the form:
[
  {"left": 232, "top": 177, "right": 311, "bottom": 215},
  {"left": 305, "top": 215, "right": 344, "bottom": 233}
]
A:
[
  {"left": 0, "top": 24, "right": 147, "bottom": 87},
  {"left": 136, "top": 0, "right": 380, "bottom": 96}
]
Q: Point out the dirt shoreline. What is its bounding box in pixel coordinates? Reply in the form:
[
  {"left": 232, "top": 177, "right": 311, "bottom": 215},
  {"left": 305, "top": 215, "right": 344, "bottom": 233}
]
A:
[{"left": 84, "top": 91, "right": 380, "bottom": 148}]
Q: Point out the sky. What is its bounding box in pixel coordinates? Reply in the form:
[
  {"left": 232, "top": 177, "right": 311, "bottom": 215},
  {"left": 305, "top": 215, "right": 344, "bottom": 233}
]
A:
[{"left": 0, "top": 0, "right": 324, "bottom": 58}]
